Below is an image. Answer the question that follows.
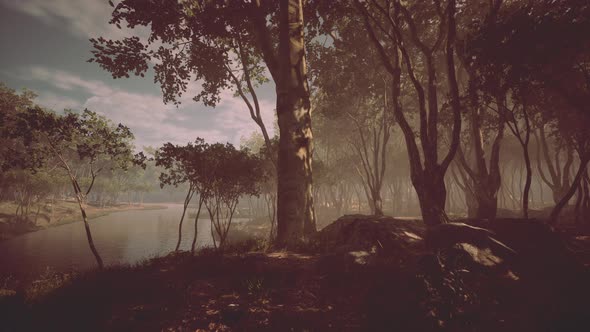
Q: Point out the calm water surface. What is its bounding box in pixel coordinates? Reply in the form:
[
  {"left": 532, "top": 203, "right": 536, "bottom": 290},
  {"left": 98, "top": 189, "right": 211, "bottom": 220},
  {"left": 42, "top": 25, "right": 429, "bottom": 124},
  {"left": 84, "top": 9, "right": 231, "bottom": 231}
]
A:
[{"left": 0, "top": 204, "right": 226, "bottom": 277}]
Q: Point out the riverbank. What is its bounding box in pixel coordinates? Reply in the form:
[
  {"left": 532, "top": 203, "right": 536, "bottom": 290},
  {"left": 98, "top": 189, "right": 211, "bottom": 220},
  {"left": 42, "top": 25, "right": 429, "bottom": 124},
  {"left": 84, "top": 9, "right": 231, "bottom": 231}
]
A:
[
  {"left": 0, "top": 201, "right": 167, "bottom": 241},
  {"left": 1, "top": 216, "right": 589, "bottom": 331}
]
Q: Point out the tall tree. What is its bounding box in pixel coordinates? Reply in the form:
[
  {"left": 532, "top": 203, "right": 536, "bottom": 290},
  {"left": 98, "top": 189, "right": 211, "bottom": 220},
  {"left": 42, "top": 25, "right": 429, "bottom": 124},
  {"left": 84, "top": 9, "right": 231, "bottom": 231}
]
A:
[
  {"left": 155, "top": 140, "right": 206, "bottom": 252},
  {"left": 90, "top": 0, "right": 315, "bottom": 247},
  {"left": 199, "top": 143, "right": 263, "bottom": 248},
  {"left": 0, "top": 83, "right": 38, "bottom": 172},
  {"left": 16, "top": 108, "right": 137, "bottom": 269},
  {"left": 452, "top": 0, "right": 505, "bottom": 219},
  {"left": 355, "top": 0, "right": 463, "bottom": 225},
  {"left": 534, "top": 126, "right": 574, "bottom": 204},
  {"left": 309, "top": 10, "right": 392, "bottom": 217},
  {"left": 467, "top": 0, "right": 590, "bottom": 223}
]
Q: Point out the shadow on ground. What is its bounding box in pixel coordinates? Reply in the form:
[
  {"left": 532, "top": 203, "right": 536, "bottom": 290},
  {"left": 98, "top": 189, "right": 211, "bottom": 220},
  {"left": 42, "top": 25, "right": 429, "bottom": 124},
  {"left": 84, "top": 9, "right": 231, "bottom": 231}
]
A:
[{"left": 1, "top": 215, "right": 589, "bottom": 331}]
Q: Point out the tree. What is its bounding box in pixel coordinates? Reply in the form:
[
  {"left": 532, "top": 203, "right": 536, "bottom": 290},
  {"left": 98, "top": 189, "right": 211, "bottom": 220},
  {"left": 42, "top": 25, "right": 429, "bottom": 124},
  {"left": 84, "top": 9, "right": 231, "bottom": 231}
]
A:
[
  {"left": 450, "top": 0, "right": 505, "bottom": 219},
  {"left": 0, "top": 83, "right": 38, "bottom": 172},
  {"left": 199, "top": 143, "right": 263, "bottom": 249},
  {"left": 534, "top": 126, "right": 574, "bottom": 204},
  {"left": 16, "top": 108, "right": 137, "bottom": 269},
  {"left": 309, "top": 11, "right": 392, "bottom": 217},
  {"left": 258, "top": 138, "right": 279, "bottom": 242},
  {"left": 90, "top": 0, "right": 316, "bottom": 247},
  {"left": 466, "top": 0, "right": 590, "bottom": 223},
  {"left": 155, "top": 139, "right": 206, "bottom": 252},
  {"left": 355, "top": 0, "right": 463, "bottom": 225}
]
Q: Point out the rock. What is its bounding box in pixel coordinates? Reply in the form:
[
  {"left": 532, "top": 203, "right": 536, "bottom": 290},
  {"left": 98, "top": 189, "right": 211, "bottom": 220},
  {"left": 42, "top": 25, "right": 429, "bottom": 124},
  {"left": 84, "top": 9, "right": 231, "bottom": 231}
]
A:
[
  {"left": 313, "top": 215, "right": 426, "bottom": 260},
  {"left": 425, "top": 222, "right": 516, "bottom": 259},
  {"left": 471, "top": 218, "right": 581, "bottom": 276}
]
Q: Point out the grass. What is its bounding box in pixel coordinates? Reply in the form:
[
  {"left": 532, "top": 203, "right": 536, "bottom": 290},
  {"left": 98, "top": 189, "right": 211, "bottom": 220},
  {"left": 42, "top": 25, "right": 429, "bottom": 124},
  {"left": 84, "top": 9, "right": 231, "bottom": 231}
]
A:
[{"left": 1, "top": 224, "right": 589, "bottom": 331}]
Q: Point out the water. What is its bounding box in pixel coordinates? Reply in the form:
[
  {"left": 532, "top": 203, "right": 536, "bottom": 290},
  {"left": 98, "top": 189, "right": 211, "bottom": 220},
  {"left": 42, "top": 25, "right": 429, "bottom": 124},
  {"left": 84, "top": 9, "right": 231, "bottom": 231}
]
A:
[{"left": 0, "top": 204, "right": 227, "bottom": 277}]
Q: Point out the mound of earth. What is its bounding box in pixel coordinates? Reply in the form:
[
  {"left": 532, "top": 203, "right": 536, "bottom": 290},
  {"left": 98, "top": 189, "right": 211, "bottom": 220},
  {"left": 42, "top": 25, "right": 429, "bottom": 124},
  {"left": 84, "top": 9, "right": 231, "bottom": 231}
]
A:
[{"left": 314, "top": 215, "right": 425, "bottom": 253}]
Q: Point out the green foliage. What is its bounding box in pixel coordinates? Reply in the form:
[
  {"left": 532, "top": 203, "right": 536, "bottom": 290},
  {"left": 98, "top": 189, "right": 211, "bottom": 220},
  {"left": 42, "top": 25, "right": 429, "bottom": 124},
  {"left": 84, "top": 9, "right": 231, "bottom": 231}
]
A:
[
  {"left": 89, "top": 0, "right": 276, "bottom": 107},
  {"left": 156, "top": 139, "right": 265, "bottom": 200},
  {"left": 155, "top": 138, "right": 206, "bottom": 189},
  {"left": 16, "top": 108, "right": 136, "bottom": 172},
  {"left": 0, "top": 83, "right": 39, "bottom": 171},
  {"left": 466, "top": 0, "right": 590, "bottom": 156},
  {"left": 199, "top": 142, "right": 264, "bottom": 204},
  {"left": 156, "top": 138, "right": 266, "bottom": 248}
]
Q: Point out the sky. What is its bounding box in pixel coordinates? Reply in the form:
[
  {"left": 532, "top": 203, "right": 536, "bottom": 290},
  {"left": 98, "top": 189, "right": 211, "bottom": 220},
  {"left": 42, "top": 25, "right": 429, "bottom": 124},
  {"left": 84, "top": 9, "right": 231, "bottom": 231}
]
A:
[{"left": 0, "top": 0, "right": 277, "bottom": 150}]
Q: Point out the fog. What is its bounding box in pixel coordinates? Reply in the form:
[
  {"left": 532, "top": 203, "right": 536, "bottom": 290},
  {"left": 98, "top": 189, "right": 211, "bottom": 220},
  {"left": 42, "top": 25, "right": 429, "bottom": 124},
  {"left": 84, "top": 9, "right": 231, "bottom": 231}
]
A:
[{"left": 1, "top": 0, "right": 589, "bottom": 331}]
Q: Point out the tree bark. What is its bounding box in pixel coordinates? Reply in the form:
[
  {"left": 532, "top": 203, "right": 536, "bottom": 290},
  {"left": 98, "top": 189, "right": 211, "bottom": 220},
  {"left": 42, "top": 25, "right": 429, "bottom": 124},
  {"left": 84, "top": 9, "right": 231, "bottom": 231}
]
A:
[
  {"left": 176, "top": 186, "right": 194, "bottom": 252},
  {"left": 52, "top": 146, "right": 104, "bottom": 269},
  {"left": 275, "top": 0, "right": 316, "bottom": 247},
  {"left": 522, "top": 145, "right": 533, "bottom": 218},
  {"left": 356, "top": 0, "right": 461, "bottom": 226},
  {"left": 550, "top": 158, "right": 589, "bottom": 224},
  {"left": 414, "top": 171, "right": 448, "bottom": 226},
  {"left": 191, "top": 196, "right": 204, "bottom": 254},
  {"left": 535, "top": 127, "right": 574, "bottom": 204}
]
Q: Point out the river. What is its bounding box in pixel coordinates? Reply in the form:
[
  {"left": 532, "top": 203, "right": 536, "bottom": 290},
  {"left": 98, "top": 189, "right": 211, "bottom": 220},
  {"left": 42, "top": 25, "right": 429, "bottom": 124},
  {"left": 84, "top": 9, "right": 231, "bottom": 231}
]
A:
[{"left": 0, "top": 204, "right": 227, "bottom": 278}]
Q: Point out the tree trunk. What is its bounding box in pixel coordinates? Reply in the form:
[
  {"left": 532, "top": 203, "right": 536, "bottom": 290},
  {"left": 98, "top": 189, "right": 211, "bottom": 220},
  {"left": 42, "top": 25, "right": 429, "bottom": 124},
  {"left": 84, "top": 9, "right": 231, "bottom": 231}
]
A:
[
  {"left": 372, "top": 189, "right": 384, "bottom": 216},
  {"left": 57, "top": 155, "right": 104, "bottom": 269},
  {"left": 176, "top": 187, "right": 194, "bottom": 252},
  {"left": 77, "top": 198, "right": 103, "bottom": 269},
  {"left": 275, "top": 0, "right": 316, "bottom": 247},
  {"left": 522, "top": 146, "right": 533, "bottom": 218},
  {"left": 574, "top": 180, "right": 583, "bottom": 225},
  {"left": 414, "top": 171, "right": 448, "bottom": 226},
  {"left": 550, "top": 158, "right": 589, "bottom": 224},
  {"left": 191, "top": 196, "right": 204, "bottom": 254}
]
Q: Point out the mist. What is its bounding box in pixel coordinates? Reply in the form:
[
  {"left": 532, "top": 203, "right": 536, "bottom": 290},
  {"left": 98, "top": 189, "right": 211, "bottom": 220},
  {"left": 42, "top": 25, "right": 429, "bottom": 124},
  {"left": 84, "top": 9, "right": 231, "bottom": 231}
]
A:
[{"left": 1, "top": 0, "right": 589, "bottom": 331}]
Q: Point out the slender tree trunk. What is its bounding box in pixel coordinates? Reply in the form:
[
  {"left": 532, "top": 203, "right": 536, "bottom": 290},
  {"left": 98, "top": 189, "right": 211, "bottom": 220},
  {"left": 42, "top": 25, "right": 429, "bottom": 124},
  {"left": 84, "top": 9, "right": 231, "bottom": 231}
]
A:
[
  {"left": 522, "top": 146, "right": 533, "bottom": 218},
  {"left": 550, "top": 158, "right": 589, "bottom": 224},
  {"left": 275, "top": 0, "right": 316, "bottom": 247},
  {"left": 574, "top": 180, "right": 583, "bottom": 225},
  {"left": 76, "top": 194, "right": 103, "bottom": 269},
  {"left": 581, "top": 171, "right": 590, "bottom": 226},
  {"left": 176, "top": 187, "right": 194, "bottom": 252},
  {"left": 354, "top": 185, "right": 362, "bottom": 213},
  {"left": 266, "top": 192, "right": 277, "bottom": 243},
  {"left": 54, "top": 151, "right": 104, "bottom": 269},
  {"left": 191, "top": 196, "right": 204, "bottom": 254}
]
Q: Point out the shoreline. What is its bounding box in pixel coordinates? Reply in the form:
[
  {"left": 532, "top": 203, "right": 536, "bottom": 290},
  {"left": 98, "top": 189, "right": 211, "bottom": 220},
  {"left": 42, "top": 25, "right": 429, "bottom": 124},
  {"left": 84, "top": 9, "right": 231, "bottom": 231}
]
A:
[{"left": 0, "top": 202, "right": 168, "bottom": 241}]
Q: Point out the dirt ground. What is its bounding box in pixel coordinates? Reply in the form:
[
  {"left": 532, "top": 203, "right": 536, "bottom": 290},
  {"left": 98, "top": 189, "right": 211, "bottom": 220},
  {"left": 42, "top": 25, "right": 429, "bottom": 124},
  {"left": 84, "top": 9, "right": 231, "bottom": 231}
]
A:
[{"left": 1, "top": 216, "right": 589, "bottom": 332}]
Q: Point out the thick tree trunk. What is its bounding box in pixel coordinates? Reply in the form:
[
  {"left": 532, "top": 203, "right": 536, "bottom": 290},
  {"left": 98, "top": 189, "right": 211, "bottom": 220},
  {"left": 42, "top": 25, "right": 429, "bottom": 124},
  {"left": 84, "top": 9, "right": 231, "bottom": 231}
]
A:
[
  {"left": 275, "top": 0, "right": 316, "bottom": 247},
  {"left": 414, "top": 172, "right": 448, "bottom": 226},
  {"left": 372, "top": 190, "right": 384, "bottom": 216}
]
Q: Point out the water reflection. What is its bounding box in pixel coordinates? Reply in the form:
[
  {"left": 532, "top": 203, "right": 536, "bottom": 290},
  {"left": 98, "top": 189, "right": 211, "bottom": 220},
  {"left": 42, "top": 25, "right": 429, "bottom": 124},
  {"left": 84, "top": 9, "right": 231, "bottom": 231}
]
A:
[{"left": 0, "top": 204, "right": 219, "bottom": 277}]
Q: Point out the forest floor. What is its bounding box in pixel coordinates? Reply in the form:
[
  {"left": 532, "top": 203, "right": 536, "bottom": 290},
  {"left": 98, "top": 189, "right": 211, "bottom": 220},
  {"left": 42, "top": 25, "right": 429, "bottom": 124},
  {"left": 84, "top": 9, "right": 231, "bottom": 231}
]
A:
[
  {"left": 0, "top": 201, "right": 166, "bottom": 240},
  {"left": 1, "top": 216, "right": 589, "bottom": 331}
]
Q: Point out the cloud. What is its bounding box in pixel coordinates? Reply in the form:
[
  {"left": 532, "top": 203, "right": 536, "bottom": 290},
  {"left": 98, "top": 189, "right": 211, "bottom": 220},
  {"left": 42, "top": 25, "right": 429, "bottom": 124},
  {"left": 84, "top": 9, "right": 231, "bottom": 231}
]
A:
[
  {"left": 1, "top": 0, "right": 148, "bottom": 40},
  {"left": 35, "top": 91, "right": 82, "bottom": 111},
  {"left": 214, "top": 89, "right": 277, "bottom": 144},
  {"left": 26, "top": 66, "right": 113, "bottom": 96},
  {"left": 24, "top": 66, "right": 276, "bottom": 150}
]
